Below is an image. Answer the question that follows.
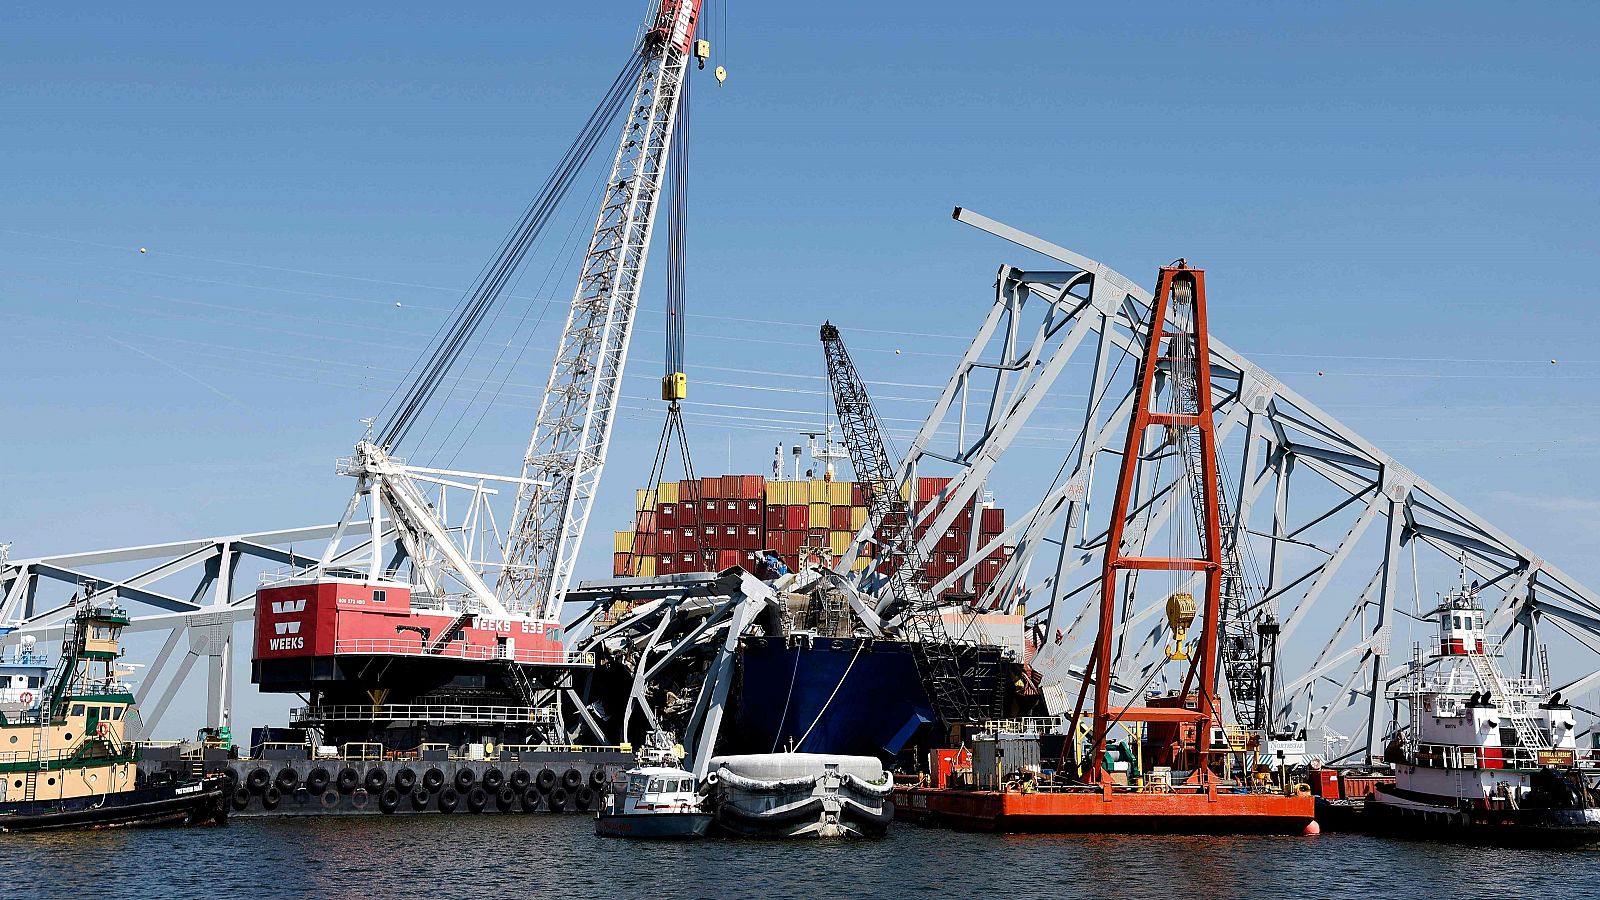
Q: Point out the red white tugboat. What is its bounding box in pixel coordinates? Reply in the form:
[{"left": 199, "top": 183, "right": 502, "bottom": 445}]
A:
[{"left": 1371, "top": 569, "right": 1600, "bottom": 844}]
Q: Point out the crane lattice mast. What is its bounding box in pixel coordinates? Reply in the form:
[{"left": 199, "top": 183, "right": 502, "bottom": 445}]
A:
[
  {"left": 503, "top": 0, "right": 705, "bottom": 618},
  {"left": 820, "top": 322, "right": 980, "bottom": 724}
]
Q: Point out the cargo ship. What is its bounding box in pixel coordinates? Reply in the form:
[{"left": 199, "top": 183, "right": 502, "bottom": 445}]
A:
[{"left": 603, "top": 465, "right": 1034, "bottom": 767}]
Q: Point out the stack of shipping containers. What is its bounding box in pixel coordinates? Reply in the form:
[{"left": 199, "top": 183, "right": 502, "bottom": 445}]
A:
[{"left": 614, "top": 475, "right": 1011, "bottom": 598}]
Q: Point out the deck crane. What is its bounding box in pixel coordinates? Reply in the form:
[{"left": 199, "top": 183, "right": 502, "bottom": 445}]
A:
[
  {"left": 502, "top": 0, "right": 708, "bottom": 619},
  {"left": 820, "top": 322, "right": 983, "bottom": 725}
]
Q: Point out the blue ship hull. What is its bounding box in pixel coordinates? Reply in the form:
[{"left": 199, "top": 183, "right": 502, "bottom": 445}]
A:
[{"left": 731, "top": 637, "right": 936, "bottom": 761}]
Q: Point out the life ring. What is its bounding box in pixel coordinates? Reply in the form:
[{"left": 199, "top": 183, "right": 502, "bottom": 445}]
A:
[
  {"left": 378, "top": 787, "right": 401, "bottom": 814},
  {"left": 466, "top": 786, "right": 489, "bottom": 814},
  {"left": 336, "top": 768, "right": 360, "bottom": 794},
  {"left": 560, "top": 768, "right": 583, "bottom": 791},
  {"left": 519, "top": 787, "right": 543, "bottom": 813},
  {"left": 535, "top": 768, "right": 556, "bottom": 792},
  {"left": 454, "top": 768, "right": 476, "bottom": 792},
  {"left": 546, "top": 786, "right": 568, "bottom": 813},
  {"left": 305, "top": 768, "right": 331, "bottom": 794},
  {"left": 481, "top": 767, "right": 505, "bottom": 791},
  {"left": 96, "top": 722, "right": 111, "bottom": 738},
  {"left": 350, "top": 787, "right": 370, "bottom": 810},
  {"left": 394, "top": 767, "right": 417, "bottom": 793},
  {"left": 422, "top": 768, "right": 445, "bottom": 791},
  {"left": 17, "top": 691, "right": 33, "bottom": 706},
  {"left": 495, "top": 787, "right": 517, "bottom": 813},
  {"left": 509, "top": 769, "right": 531, "bottom": 791},
  {"left": 436, "top": 787, "right": 460, "bottom": 813},
  {"left": 1295, "top": 783, "right": 1313, "bottom": 797},
  {"left": 364, "top": 768, "right": 388, "bottom": 792}
]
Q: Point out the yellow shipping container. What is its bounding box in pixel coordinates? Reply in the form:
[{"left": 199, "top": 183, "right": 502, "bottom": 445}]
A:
[
  {"left": 809, "top": 502, "right": 830, "bottom": 528},
  {"left": 638, "top": 555, "right": 656, "bottom": 577},
  {"left": 657, "top": 481, "right": 679, "bottom": 504},
  {"left": 615, "top": 531, "right": 634, "bottom": 553},
  {"left": 809, "top": 480, "right": 830, "bottom": 503},
  {"left": 830, "top": 531, "right": 852, "bottom": 556},
  {"left": 830, "top": 481, "right": 851, "bottom": 505},
  {"left": 765, "top": 481, "right": 786, "bottom": 503},
  {"left": 635, "top": 489, "right": 656, "bottom": 511},
  {"left": 851, "top": 555, "right": 871, "bottom": 572},
  {"left": 850, "top": 507, "right": 868, "bottom": 530}
]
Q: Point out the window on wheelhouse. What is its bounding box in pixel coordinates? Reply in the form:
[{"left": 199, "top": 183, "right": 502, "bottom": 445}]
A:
[
  {"left": 648, "top": 778, "right": 665, "bottom": 793},
  {"left": 627, "top": 775, "right": 648, "bottom": 795}
]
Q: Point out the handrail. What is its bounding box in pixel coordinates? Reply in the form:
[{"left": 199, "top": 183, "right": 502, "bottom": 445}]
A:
[
  {"left": 332, "top": 638, "right": 592, "bottom": 667},
  {"left": 292, "top": 703, "right": 558, "bottom": 725}
]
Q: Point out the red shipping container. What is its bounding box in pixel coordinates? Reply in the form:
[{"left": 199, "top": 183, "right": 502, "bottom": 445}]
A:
[
  {"left": 700, "top": 499, "right": 720, "bottom": 523},
  {"left": 744, "top": 475, "right": 765, "bottom": 498},
  {"left": 783, "top": 505, "right": 808, "bottom": 531},
  {"left": 740, "top": 499, "right": 763, "bottom": 526},
  {"left": 917, "top": 476, "right": 952, "bottom": 502},
  {"left": 635, "top": 509, "right": 657, "bottom": 534},
  {"left": 679, "top": 525, "right": 700, "bottom": 549},
  {"left": 981, "top": 507, "right": 1004, "bottom": 534},
  {"left": 765, "top": 505, "right": 784, "bottom": 532},
  {"left": 851, "top": 483, "right": 864, "bottom": 506},
  {"left": 657, "top": 502, "right": 677, "bottom": 529},
  {"left": 632, "top": 533, "right": 655, "bottom": 556},
  {"left": 722, "top": 524, "right": 740, "bottom": 545},
  {"left": 742, "top": 525, "right": 762, "bottom": 549},
  {"left": 658, "top": 529, "right": 678, "bottom": 553},
  {"left": 830, "top": 506, "right": 852, "bottom": 531},
  {"left": 717, "top": 549, "right": 742, "bottom": 570},
  {"left": 678, "top": 479, "right": 701, "bottom": 502},
  {"left": 613, "top": 552, "right": 629, "bottom": 577},
  {"left": 680, "top": 500, "right": 699, "bottom": 523},
  {"left": 702, "top": 476, "right": 724, "bottom": 500},
  {"left": 657, "top": 555, "right": 674, "bottom": 575}
]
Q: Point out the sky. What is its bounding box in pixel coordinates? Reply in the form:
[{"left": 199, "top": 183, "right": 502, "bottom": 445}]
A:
[{"left": 2, "top": 1, "right": 1598, "bottom": 735}]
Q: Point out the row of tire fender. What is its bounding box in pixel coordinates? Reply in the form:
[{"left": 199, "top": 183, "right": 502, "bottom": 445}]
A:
[{"left": 232, "top": 766, "right": 606, "bottom": 811}]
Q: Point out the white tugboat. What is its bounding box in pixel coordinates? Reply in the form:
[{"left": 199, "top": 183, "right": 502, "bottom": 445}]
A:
[
  {"left": 1370, "top": 567, "right": 1600, "bottom": 844},
  {"left": 594, "top": 732, "right": 711, "bottom": 839}
]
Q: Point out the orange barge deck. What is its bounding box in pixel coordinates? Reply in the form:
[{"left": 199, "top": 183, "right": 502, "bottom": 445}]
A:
[{"left": 894, "top": 786, "right": 1316, "bottom": 835}]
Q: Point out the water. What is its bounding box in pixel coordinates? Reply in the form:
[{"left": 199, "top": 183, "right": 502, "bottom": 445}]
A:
[{"left": 1, "top": 816, "right": 1592, "bottom": 899}]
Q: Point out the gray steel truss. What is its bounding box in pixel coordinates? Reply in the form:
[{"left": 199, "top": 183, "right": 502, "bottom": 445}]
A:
[{"left": 846, "top": 208, "right": 1600, "bottom": 762}]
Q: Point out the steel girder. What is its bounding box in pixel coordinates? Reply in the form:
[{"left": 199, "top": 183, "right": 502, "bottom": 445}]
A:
[{"left": 846, "top": 208, "right": 1600, "bottom": 763}]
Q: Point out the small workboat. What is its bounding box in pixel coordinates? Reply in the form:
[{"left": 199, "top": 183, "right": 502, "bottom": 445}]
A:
[
  {"left": 0, "top": 601, "right": 228, "bottom": 832},
  {"left": 594, "top": 732, "right": 711, "bottom": 839}
]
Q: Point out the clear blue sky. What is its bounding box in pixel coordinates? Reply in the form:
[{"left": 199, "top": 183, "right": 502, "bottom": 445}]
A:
[{"left": 3, "top": 2, "right": 1598, "bottom": 732}]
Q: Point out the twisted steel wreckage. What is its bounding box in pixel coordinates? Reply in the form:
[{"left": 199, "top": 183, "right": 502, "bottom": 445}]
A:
[{"left": 4, "top": 0, "right": 1600, "bottom": 785}]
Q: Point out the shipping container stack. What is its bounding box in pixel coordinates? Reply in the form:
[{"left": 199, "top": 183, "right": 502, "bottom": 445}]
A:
[{"left": 614, "top": 473, "right": 1009, "bottom": 599}]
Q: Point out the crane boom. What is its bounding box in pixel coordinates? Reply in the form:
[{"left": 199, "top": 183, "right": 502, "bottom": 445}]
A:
[
  {"left": 503, "top": 1, "right": 704, "bottom": 618},
  {"left": 820, "top": 322, "right": 981, "bottom": 725}
]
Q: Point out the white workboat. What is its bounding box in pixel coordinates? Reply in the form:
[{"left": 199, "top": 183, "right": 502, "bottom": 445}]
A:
[{"left": 594, "top": 733, "right": 711, "bottom": 839}]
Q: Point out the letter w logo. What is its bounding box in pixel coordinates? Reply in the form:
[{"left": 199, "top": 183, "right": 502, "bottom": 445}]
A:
[
  {"left": 271, "top": 599, "right": 307, "bottom": 615},
  {"left": 274, "top": 621, "right": 302, "bottom": 636}
]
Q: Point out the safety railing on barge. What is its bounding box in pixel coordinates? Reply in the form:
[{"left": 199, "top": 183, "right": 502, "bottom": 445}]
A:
[
  {"left": 330, "top": 638, "right": 593, "bottom": 667},
  {"left": 290, "top": 703, "right": 559, "bottom": 726}
]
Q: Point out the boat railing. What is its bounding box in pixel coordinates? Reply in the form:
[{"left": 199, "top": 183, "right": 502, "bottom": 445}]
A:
[
  {"left": 330, "top": 638, "right": 592, "bottom": 667},
  {"left": 977, "top": 716, "right": 1070, "bottom": 735},
  {"left": 291, "top": 703, "right": 558, "bottom": 725}
]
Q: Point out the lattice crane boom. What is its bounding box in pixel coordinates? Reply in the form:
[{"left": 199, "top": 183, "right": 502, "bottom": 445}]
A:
[{"left": 503, "top": 1, "right": 704, "bottom": 618}]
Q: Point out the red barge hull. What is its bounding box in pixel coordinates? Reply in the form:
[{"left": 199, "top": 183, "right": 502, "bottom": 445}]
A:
[{"left": 894, "top": 787, "right": 1314, "bottom": 834}]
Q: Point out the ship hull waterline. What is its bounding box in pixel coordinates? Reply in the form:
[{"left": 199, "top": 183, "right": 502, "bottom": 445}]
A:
[{"left": 895, "top": 788, "right": 1315, "bottom": 835}]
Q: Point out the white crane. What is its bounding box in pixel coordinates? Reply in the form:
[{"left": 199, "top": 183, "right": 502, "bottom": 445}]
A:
[{"left": 502, "top": 1, "right": 706, "bottom": 619}]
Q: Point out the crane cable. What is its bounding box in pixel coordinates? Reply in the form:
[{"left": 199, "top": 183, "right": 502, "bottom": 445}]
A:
[{"left": 376, "top": 48, "right": 647, "bottom": 450}]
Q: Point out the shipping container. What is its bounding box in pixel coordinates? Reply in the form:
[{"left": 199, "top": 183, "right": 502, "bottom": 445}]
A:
[
  {"left": 809, "top": 502, "right": 830, "bottom": 529},
  {"left": 657, "top": 502, "right": 677, "bottom": 528},
  {"left": 742, "top": 525, "right": 762, "bottom": 549},
  {"left": 829, "top": 481, "right": 851, "bottom": 506},
  {"left": 717, "top": 549, "right": 742, "bottom": 570},
  {"left": 638, "top": 555, "right": 656, "bottom": 577},
  {"left": 657, "top": 555, "right": 674, "bottom": 575},
  {"left": 784, "top": 504, "right": 808, "bottom": 531},
  {"left": 765, "top": 505, "right": 784, "bottom": 532},
  {"left": 678, "top": 479, "right": 702, "bottom": 502},
  {"left": 636, "top": 489, "right": 657, "bottom": 510},
  {"left": 633, "top": 532, "right": 655, "bottom": 556},
  {"left": 738, "top": 499, "right": 763, "bottom": 525},
  {"left": 657, "top": 529, "right": 678, "bottom": 553},
  {"left": 613, "top": 552, "right": 630, "bottom": 577},
  {"left": 808, "top": 480, "right": 831, "bottom": 503},
  {"left": 614, "top": 531, "right": 634, "bottom": 553},
  {"left": 850, "top": 506, "right": 868, "bottom": 531},
  {"left": 657, "top": 481, "right": 679, "bottom": 504},
  {"left": 917, "top": 476, "right": 953, "bottom": 503},
  {"left": 680, "top": 500, "right": 699, "bottom": 522},
  {"left": 829, "top": 505, "right": 852, "bottom": 531},
  {"left": 702, "top": 476, "right": 724, "bottom": 500},
  {"left": 981, "top": 507, "right": 1004, "bottom": 534},
  {"left": 635, "top": 509, "right": 657, "bottom": 534},
  {"left": 851, "top": 483, "right": 864, "bottom": 506},
  {"left": 829, "top": 531, "right": 851, "bottom": 556}
]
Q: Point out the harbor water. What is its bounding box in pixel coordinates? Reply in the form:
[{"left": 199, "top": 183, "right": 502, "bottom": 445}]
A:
[{"left": 1, "top": 816, "right": 1590, "bottom": 899}]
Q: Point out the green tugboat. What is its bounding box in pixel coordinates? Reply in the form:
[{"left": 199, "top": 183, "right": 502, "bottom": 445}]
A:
[{"left": 0, "top": 600, "right": 228, "bottom": 831}]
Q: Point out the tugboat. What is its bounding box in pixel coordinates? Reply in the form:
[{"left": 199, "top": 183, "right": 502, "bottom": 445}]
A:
[
  {"left": 1370, "top": 568, "right": 1600, "bottom": 844},
  {"left": 595, "top": 732, "right": 711, "bottom": 838},
  {"left": 0, "top": 600, "right": 227, "bottom": 831}
]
